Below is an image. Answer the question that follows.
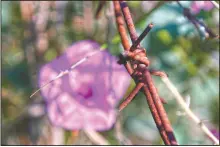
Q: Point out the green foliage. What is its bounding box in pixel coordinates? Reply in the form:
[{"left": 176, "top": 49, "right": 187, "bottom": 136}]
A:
[
  {"left": 44, "top": 49, "right": 58, "bottom": 62},
  {"left": 156, "top": 29, "right": 173, "bottom": 45},
  {"left": 3, "top": 61, "right": 32, "bottom": 93},
  {"left": 209, "top": 97, "right": 220, "bottom": 127}
]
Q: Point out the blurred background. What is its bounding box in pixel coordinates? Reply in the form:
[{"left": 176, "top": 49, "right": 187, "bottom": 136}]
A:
[{"left": 1, "top": 1, "right": 219, "bottom": 145}]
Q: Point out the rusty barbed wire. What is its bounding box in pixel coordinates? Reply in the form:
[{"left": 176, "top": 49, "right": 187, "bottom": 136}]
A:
[{"left": 112, "top": 1, "right": 178, "bottom": 145}]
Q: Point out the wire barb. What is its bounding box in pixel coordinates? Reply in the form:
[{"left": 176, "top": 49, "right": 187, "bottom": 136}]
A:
[
  {"left": 119, "top": 82, "right": 144, "bottom": 112},
  {"left": 131, "top": 23, "right": 154, "bottom": 51}
]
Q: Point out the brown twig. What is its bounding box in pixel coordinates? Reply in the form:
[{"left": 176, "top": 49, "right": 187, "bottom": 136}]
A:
[
  {"left": 135, "top": 1, "right": 165, "bottom": 27},
  {"left": 177, "top": 1, "right": 219, "bottom": 39},
  {"left": 161, "top": 76, "right": 219, "bottom": 145},
  {"left": 95, "top": 1, "right": 106, "bottom": 19}
]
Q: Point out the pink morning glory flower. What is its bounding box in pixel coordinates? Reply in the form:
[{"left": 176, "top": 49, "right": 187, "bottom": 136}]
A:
[
  {"left": 38, "top": 40, "right": 131, "bottom": 131},
  {"left": 190, "top": 1, "right": 214, "bottom": 14}
]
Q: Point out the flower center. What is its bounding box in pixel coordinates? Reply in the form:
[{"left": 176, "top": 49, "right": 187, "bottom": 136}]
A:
[{"left": 77, "top": 84, "right": 93, "bottom": 99}]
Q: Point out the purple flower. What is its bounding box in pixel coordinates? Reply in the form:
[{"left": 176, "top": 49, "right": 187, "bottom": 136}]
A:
[
  {"left": 38, "top": 40, "right": 131, "bottom": 131},
  {"left": 211, "top": 129, "right": 220, "bottom": 140},
  {"left": 190, "top": 1, "right": 214, "bottom": 14}
]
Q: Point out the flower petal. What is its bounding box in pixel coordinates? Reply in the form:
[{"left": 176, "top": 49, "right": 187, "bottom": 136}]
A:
[{"left": 38, "top": 40, "right": 131, "bottom": 131}]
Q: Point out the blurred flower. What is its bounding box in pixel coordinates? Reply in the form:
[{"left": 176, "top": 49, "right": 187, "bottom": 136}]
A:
[
  {"left": 38, "top": 40, "right": 131, "bottom": 131},
  {"left": 190, "top": 1, "right": 214, "bottom": 14},
  {"left": 211, "top": 129, "right": 220, "bottom": 139}
]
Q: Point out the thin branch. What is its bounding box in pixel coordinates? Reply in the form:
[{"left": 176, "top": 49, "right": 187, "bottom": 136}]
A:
[
  {"left": 161, "top": 77, "right": 219, "bottom": 145},
  {"left": 211, "top": 1, "right": 219, "bottom": 9},
  {"left": 30, "top": 49, "right": 104, "bottom": 98},
  {"left": 196, "top": 18, "right": 219, "bottom": 39},
  {"left": 176, "top": 1, "right": 183, "bottom": 8},
  {"left": 95, "top": 1, "right": 106, "bottom": 19},
  {"left": 51, "top": 126, "right": 64, "bottom": 145},
  {"left": 114, "top": 116, "right": 132, "bottom": 145},
  {"left": 84, "top": 130, "right": 110, "bottom": 145},
  {"left": 176, "top": 95, "right": 191, "bottom": 116},
  {"left": 177, "top": 1, "right": 219, "bottom": 39},
  {"left": 135, "top": 1, "right": 166, "bottom": 27}
]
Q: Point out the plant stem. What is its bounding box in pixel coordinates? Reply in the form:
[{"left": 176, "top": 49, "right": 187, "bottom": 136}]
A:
[
  {"left": 177, "top": 1, "right": 219, "bottom": 39},
  {"left": 161, "top": 77, "right": 219, "bottom": 145},
  {"left": 211, "top": 1, "right": 219, "bottom": 9},
  {"left": 95, "top": 1, "right": 106, "bottom": 19},
  {"left": 84, "top": 129, "right": 110, "bottom": 145}
]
